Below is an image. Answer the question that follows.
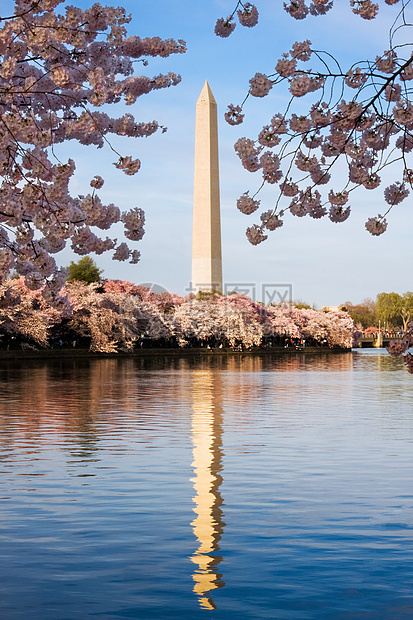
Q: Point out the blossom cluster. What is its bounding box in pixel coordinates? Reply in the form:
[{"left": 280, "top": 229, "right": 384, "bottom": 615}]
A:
[
  {"left": 0, "top": 0, "right": 186, "bottom": 295},
  {"left": 215, "top": 2, "right": 259, "bottom": 38},
  {"left": 217, "top": 0, "right": 413, "bottom": 245}
]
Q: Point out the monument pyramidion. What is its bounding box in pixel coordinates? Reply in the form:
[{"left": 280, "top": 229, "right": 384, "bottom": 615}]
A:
[{"left": 191, "top": 81, "right": 223, "bottom": 294}]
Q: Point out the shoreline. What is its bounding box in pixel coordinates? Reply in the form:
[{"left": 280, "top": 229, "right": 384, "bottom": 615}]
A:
[{"left": 0, "top": 346, "right": 353, "bottom": 361}]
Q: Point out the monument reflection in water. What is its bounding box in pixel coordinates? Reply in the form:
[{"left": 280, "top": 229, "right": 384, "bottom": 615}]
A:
[{"left": 190, "top": 369, "right": 225, "bottom": 610}]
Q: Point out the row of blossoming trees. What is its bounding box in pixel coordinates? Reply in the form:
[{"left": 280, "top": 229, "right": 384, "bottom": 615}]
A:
[{"left": 0, "top": 276, "right": 359, "bottom": 352}]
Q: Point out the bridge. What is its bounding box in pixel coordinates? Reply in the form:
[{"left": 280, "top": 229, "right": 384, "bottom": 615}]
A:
[{"left": 359, "top": 333, "right": 403, "bottom": 348}]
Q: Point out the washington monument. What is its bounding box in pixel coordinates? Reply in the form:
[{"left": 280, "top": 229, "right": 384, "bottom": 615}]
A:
[{"left": 191, "top": 81, "right": 223, "bottom": 294}]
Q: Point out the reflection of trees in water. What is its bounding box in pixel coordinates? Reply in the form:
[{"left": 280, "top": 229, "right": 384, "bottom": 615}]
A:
[
  {"left": 0, "top": 352, "right": 355, "bottom": 457},
  {"left": 0, "top": 359, "right": 140, "bottom": 461},
  {"left": 0, "top": 358, "right": 188, "bottom": 462},
  {"left": 0, "top": 364, "right": 52, "bottom": 458},
  {"left": 190, "top": 369, "right": 226, "bottom": 610},
  {"left": 0, "top": 362, "right": 44, "bottom": 410}
]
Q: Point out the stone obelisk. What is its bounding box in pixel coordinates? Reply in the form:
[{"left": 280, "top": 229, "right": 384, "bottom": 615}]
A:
[{"left": 191, "top": 81, "right": 223, "bottom": 294}]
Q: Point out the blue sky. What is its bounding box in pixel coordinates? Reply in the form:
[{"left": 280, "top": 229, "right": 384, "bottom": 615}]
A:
[{"left": 18, "top": 0, "right": 412, "bottom": 306}]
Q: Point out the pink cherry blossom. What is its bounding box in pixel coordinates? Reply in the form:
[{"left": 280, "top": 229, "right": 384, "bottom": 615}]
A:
[
  {"left": 363, "top": 173, "right": 381, "bottom": 190},
  {"left": 393, "top": 100, "right": 413, "bottom": 125},
  {"left": 260, "top": 152, "right": 281, "bottom": 173},
  {"left": 284, "top": 0, "right": 309, "bottom": 20},
  {"left": 300, "top": 187, "right": 322, "bottom": 207},
  {"left": 400, "top": 64, "right": 413, "bottom": 81},
  {"left": 403, "top": 168, "right": 413, "bottom": 185},
  {"left": 329, "top": 205, "right": 351, "bottom": 223},
  {"left": 345, "top": 141, "right": 367, "bottom": 159},
  {"left": 2, "top": 274, "right": 362, "bottom": 352},
  {"left": 113, "top": 242, "right": 131, "bottom": 261},
  {"left": 130, "top": 250, "right": 141, "bottom": 264},
  {"left": 249, "top": 73, "right": 273, "bottom": 97},
  {"left": 237, "top": 192, "right": 261, "bottom": 214},
  {"left": 375, "top": 50, "right": 397, "bottom": 73},
  {"left": 310, "top": 167, "right": 331, "bottom": 185},
  {"left": 214, "top": 17, "right": 236, "bottom": 37},
  {"left": 384, "top": 182, "right": 409, "bottom": 205},
  {"left": 351, "top": 0, "right": 379, "bottom": 20},
  {"left": 270, "top": 114, "right": 289, "bottom": 134},
  {"left": 310, "top": 103, "right": 332, "bottom": 127},
  {"left": 328, "top": 190, "right": 349, "bottom": 205},
  {"left": 90, "top": 176, "right": 105, "bottom": 190},
  {"left": 225, "top": 104, "right": 245, "bottom": 126},
  {"left": 245, "top": 224, "right": 268, "bottom": 245},
  {"left": 242, "top": 155, "right": 262, "bottom": 172},
  {"left": 0, "top": 276, "right": 62, "bottom": 346},
  {"left": 290, "top": 114, "right": 312, "bottom": 133},
  {"left": 289, "top": 73, "right": 312, "bottom": 97},
  {"left": 258, "top": 126, "right": 281, "bottom": 147},
  {"left": 308, "top": 203, "right": 327, "bottom": 219},
  {"left": 234, "top": 137, "right": 261, "bottom": 160},
  {"left": 310, "top": 0, "right": 333, "bottom": 16},
  {"left": 384, "top": 83, "right": 402, "bottom": 102},
  {"left": 302, "top": 132, "right": 323, "bottom": 149},
  {"left": 290, "top": 40, "right": 312, "bottom": 61},
  {"left": 289, "top": 198, "right": 308, "bottom": 217},
  {"left": 387, "top": 340, "right": 410, "bottom": 356},
  {"left": 114, "top": 156, "right": 141, "bottom": 175},
  {"left": 237, "top": 3, "right": 259, "bottom": 27},
  {"left": 345, "top": 68, "right": 368, "bottom": 88},
  {"left": 260, "top": 210, "right": 284, "bottom": 230},
  {"left": 280, "top": 180, "right": 299, "bottom": 196},
  {"left": 275, "top": 55, "right": 297, "bottom": 78},
  {"left": 365, "top": 216, "right": 388, "bottom": 235},
  {"left": 295, "top": 151, "right": 319, "bottom": 172}
]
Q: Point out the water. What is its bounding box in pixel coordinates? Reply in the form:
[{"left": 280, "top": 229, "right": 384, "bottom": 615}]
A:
[{"left": 0, "top": 349, "right": 412, "bottom": 619}]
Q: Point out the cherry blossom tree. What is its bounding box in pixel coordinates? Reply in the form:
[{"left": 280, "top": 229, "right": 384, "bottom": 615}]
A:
[
  {"left": 387, "top": 324, "right": 413, "bottom": 371},
  {"left": 301, "top": 308, "right": 359, "bottom": 348},
  {"left": 0, "top": 275, "right": 61, "bottom": 347},
  {"left": 171, "top": 295, "right": 265, "bottom": 348},
  {"left": 0, "top": 0, "right": 185, "bottom": 305},
  {"left": 216, "top": 1, "right": 413, "bottom": 245},
  {"left": 66, "top": 280, "right": 175, "bottom": 352}
]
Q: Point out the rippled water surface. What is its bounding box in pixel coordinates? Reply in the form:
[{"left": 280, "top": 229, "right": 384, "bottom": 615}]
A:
[{"left": 1, "top": 349, "right": 413, "bottom": 619}]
